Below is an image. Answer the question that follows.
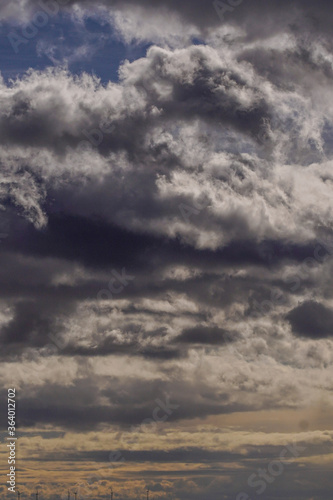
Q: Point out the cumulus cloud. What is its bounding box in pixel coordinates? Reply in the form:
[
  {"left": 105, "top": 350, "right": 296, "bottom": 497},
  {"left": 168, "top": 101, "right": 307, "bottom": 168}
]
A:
[{"left": 0, "top": 41, "right": 332, "bottom": 248}]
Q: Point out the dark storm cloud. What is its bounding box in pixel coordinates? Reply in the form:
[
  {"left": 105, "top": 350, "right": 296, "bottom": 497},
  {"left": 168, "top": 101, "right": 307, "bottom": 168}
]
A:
[
  {"left": 4, "top": 213, "right": 157, "bottom": 270},
  {"left": 0, "top": 209, "right": 324, "bottom": 360},
  {"left": 1, "top": 300, "right": 55, "bottom": 345},
  {"left": 17, "top": 396, "right": 246, "bottom": 430},
  {"left": 0, "top": 297, "right": 76, "bottom": 356},
  {"left": 176, "top": 326, "right": 235, "bottom": 345},
  {"left": 0, "top": 209, "right": 328, "bottom": 360},
  {"left": 15, "top": 376, "right": 254, "bottom": 430},
  {"left": 1, "top": 212, "right": 321, "bottom": 271},
  {"left": 287, "top": 301, "right": 333, "bottom": 339}
]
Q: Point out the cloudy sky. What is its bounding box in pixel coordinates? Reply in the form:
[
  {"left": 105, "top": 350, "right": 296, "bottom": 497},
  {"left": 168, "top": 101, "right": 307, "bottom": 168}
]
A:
[{"left": 0, "top": 0, "right": 333, "bottom": 499}]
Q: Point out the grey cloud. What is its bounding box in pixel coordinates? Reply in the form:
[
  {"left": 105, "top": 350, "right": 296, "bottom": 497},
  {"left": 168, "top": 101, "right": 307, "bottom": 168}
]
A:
[
  {"left": 0, "top": 46, "right": 269, "bottom": 153},
  {"left": 0, "top": 40, "right": 330, "bottom": 249},
  {"left": 43, "top": 440, "right": 333, "bottom": 464},
  {"left": 1, "top": 300, "right": 55, "bottom": 345},
  {"left": 176, "top": 326, "right": 236, "bottom": 345},
  {"left": 287, "top": 301, "right": 333, "bottom": 339},
  {"left": 0, "top": 297, "right": 76, "bottom": 359},
  {"left": 3, "top": 1, "right": 333, "bottom": 40},
  {"left": 60, "top": 336, "right": 184, "bottom": 361}
]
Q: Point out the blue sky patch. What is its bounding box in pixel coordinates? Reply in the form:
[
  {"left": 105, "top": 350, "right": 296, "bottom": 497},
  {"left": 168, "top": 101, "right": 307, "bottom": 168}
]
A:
[{"left": 0, "top": 13, "right": 150, "bottom": 83}]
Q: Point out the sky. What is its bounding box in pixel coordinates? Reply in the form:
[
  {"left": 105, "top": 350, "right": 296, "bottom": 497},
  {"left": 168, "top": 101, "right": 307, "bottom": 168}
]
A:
[{"left": 0, "top": 0, "right": 333, "bottom": 499}]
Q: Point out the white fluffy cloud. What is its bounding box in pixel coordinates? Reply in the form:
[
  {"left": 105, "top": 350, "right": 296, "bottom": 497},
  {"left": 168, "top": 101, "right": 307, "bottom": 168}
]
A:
[{"left": 0, "top": 41, "right": 332, "bottom": 246}]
